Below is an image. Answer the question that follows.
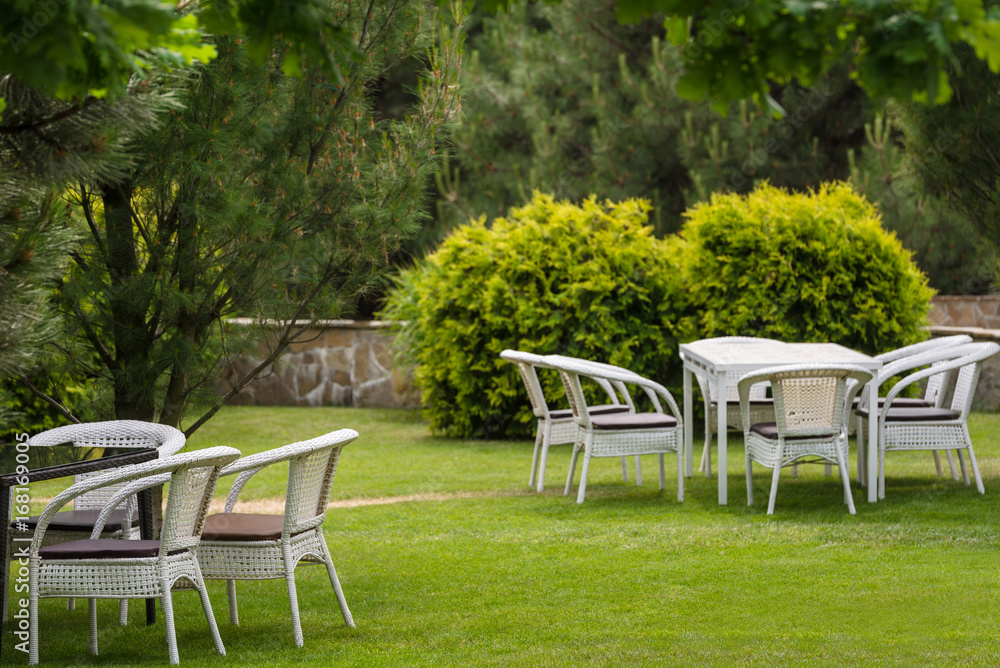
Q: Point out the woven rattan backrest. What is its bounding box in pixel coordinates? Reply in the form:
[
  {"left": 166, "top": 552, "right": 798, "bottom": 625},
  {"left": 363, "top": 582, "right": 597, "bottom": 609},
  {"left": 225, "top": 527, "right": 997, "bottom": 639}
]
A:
[
  {"left": 945, "top": 342, "right": 1000, "bottom": 417},
  {"left": 160, "top": 462, "right": 223, "bottom": 552},
  {"left": 26, "top": 420, "right": 185, "bottom": 512},
  {"left": 772, "top": 375, "right": 842, "bottom": 436},
  {"left": 284, "top": 442, "right": 345, "bottom": 535},
  {"left": 501, "top": 351, "right": 552, "bottom": 418},
  {"left": 741, "top": 365, "right": 871, "bottom": 439}
]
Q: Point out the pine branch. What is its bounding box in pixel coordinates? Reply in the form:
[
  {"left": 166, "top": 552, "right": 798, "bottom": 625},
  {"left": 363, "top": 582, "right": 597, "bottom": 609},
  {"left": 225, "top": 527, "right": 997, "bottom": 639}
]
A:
[{"left": 16, "top": 372, "right": 82, "bottom": 424}]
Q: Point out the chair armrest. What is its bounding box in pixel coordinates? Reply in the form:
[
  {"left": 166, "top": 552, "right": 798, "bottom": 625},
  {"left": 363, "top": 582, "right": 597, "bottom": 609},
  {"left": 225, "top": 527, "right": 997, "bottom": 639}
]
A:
[{"left": 89, "top": 473, "right": 171, "bottom": 538}]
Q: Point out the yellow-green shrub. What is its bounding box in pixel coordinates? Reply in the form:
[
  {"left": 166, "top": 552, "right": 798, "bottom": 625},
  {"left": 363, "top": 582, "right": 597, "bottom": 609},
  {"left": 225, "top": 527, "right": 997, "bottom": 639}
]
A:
[
  {"left": 671, "top": 182, "right": 933, "bottom": 352},
  {"left": 382, "top": 192, "right": 683, "bottom": 437}
]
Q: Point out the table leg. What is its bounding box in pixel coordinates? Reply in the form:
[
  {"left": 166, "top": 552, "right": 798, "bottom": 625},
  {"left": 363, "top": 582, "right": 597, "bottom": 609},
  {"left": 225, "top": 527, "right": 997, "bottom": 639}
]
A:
[
  {"left": 137, "top": 489, "right": 157, "bottom": 625},
  {"left": 716, "top": 373, "right": 728, "bottom": 505},
  {"left": 683, "top": 367, "right": 693, "bottom": 478},
  {"left": 867, "top": 380, "right": 879, "bottom": 503}
]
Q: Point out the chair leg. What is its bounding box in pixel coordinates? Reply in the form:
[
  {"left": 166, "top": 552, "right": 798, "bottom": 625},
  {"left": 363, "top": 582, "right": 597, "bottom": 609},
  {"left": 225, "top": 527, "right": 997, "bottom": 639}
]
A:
[
  {"left": 529, "top": 425, "right": 544, "bottom": 489},
  {"left": 576, "top": 454, "right": 592, "bottom": 504},
  {"left": 658, "top": 454, "right": 665, "bottom": 491},
  {"left": 67, "top": 597, "right": 75, "bottom": 611},
  {"left": 745, "top": 451, "right": 754, "bottom": 506},
  {"left": 318, "top": 537, "right": 355, "bottom": 628},
  {"left": 966, "top": 445, "right": 985, "bottom": 494},
  {"left": 701, "top": 407, "right": 713, "bottom": 478},
  {"left": 676, "top": 449, "right": 684, "bottom": 502},
  {"left": 226, "top": 580, "right": 240, "bottom": 625},
  {"left": 856, "top": 418, "right": 866, "bottom": 486},
  {"left": 28, "top": 561, "right": 39, "bottom": 666},
  {"left": 620, "top": 457, "right": 629, "bottom": 483},
  {"left": 946, "top": 450, "right": 959, "bottom": 480},
  {"left": 564, "top": 443, "right": 581, "bottom": 497},
  {"left": 957, "top": 449, "right": 970, "bottom": 486},
  {"left": 119, "top": 599, "right": 128, "bottom": 626},
  {"left": 283, "top": 546, "right": 305, "bottom": 647},
  {"left": 878, "top": 445, "right": 886, "bottom": 500},
  {"left": 837, "top": 451, "right": 856, "bottom": 515},
  {"left": 537, "top": 427, "right": 553, "bottom": 492},
  {"left": 195, "top": 573, "right": 226, "bottom": 656},
  {"left": 89, "top": 598, "right": 99, "bottom": 655},
  {"left": 932, "top": 451, "right": 943, "bottom": 476},
  {"left": 160, "top": 581, "right": 180, "bottom": 665},
  {"left": 634, "top": 456, "right": 642, "bottom": 486},
  {"left": 766, "top": 464, "right": 782, "bottom": 515}
]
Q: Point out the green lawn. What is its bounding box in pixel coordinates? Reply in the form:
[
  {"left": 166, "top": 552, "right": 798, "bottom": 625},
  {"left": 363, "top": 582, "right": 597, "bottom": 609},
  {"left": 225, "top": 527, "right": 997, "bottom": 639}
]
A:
[{"left": 6, "top": 406, "right": 1000, "bottom": 666}]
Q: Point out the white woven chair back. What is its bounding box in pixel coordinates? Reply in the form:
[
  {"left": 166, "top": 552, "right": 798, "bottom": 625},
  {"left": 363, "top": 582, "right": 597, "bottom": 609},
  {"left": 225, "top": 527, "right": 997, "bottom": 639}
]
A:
[
  {"left": 874, "top": 334, "right": 972, "bottom": 363},
  {"left": 948, "top": 342, "right": 1000, "bottom": 417},
  {"left": 26, "top": 420, "right": 185, "bottom": 512},
  {"left": 161, "top": 462, "right": 225, "bottom": 553},
  {"left": 500, "top": 350, "right": 552, "bottom": 418},
  {"left": 741, "top": 365, "right": 872, "bottom": 439}
]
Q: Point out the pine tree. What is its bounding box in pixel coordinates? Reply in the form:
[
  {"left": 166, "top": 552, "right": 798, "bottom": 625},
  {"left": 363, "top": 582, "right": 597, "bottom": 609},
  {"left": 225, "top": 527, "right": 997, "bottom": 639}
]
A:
[
  {"left": 0, "top": 75, "right": 178, "bottom": 432},
  {"left": 53, "top": 2, "right": 463, "bottom": 432}
]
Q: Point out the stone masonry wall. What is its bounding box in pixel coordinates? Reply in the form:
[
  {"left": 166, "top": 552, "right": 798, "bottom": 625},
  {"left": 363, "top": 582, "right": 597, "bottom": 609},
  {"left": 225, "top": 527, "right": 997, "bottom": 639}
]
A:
[
  {"left": 928, "top": 296, "right": 1000, "bottom": 411},
  {"left": 215, "top": 320, "right": 419, "bottom": 409}
]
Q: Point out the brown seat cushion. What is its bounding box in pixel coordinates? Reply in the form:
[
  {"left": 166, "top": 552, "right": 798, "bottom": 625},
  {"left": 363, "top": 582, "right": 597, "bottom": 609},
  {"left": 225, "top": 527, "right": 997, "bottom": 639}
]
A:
[
  {"left": 201, "top": 513, "right": 288, "bottom": 541},
  {"left": 710, "top": 399, "right": 774, "bottom": 406},
  {"left": 749, "top": 423, "right": 836, "bottom": 441},
  {"left": 852, "top": 397, "right": 931, "bottom": 409},
  {"left": 855, "top": 407, "right": 961, "bottom": 422},
  {"left": 12, "top": 509, "right": 138, "bottom": 533},
  {"left": 38, "top": 539, "right": 184, "bottom": 560},
  {"left": 590, "top": 413, "right": 677, "bottom": 430},
  {"left": 549, "top": 404, "right": 630, "bottom": 420}
]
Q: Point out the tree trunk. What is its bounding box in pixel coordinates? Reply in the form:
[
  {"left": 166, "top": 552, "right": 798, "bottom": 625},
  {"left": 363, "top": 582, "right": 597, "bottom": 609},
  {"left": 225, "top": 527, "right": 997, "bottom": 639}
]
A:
[{"left": 101, "top": 180, "right": 156, "bottom": 422}]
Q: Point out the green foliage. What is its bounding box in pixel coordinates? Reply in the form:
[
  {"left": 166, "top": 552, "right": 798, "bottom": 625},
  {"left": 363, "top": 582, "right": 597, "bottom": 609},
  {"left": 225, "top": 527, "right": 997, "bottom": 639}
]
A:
[
  {"left": 897, "top": 44, "right": 1000, "bottom": 283},
  {"left": 436, "top": 0, "right": 873, "bottom": 245},
  {"left": 620, "top": 0, "right": 1000, "bottom": 111},
  {"left": 673, "top": 182, "right": 934, "bottom": 355},
  {"left": 383, "top": 192, "right": 683, "bottom": 438},
  {"left": 847, "top": 111, "right": 992, "bottom": 294},
  {"left": 54, "top": 2, "right": 464, "bottom": 432}
]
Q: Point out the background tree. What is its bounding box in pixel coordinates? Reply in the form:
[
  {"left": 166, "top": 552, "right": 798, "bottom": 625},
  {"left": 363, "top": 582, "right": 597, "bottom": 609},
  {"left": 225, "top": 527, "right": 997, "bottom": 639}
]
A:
[
  {"left": 436, "top": 0, "right": 969, "bottom": 294},
  {"left": 52, "top": 1, "right": 463, "bottom": 433},
  {"left": 897, "top": 44, "right": 1000, "bottom": 281}
]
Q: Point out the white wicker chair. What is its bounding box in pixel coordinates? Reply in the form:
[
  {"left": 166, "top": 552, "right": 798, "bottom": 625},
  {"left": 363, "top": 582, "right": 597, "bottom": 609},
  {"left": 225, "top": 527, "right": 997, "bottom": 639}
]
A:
[
  {"left": 197, "top": 429, "right": 359, "bottom": 647},
  {"left": 855, "top": 342, "right": 999, "bottom": 499},
  {"left": 739, "top": 365, "right": 872, "bottom": 515},
  {"left": 862, "top": 335, "right": 974, "bottom": 478},
  {"left": 500, "top": 350, "right": 638, "bottom": 492},
  {"left": 5, "top": 420, "right": 185, "bottom": 623},
  {"left": 28, "top": 446, "right": 241, "bottom": 665},
  {"left": 682, "top": 337, "right": 783, "bottom": 478},
  {"left": 545, "top": 355, "right": 684, "bottom": 504}
]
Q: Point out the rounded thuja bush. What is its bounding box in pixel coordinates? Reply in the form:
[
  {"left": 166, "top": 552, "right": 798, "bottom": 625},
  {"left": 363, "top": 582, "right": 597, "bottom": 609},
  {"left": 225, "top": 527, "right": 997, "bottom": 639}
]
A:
[
  {"left": 670, "top": 181, "right": 934, "bottom": 352},
  {"left": 383, "top": 192, "right": 683, "bottom": 438}
]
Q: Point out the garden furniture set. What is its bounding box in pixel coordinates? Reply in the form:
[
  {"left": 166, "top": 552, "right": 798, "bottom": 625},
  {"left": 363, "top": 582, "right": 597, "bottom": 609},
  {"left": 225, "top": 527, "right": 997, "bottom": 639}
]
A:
[
  {"left": 503, "top": 336, "right": 999, "bottom": 513},
  {"left": 3, "top": 423, "right": 358, "bottom": 664}
]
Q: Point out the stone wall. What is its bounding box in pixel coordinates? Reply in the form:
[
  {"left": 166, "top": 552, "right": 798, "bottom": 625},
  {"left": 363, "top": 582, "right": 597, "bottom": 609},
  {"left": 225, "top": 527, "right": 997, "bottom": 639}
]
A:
[
  {"left": 215, "top": 320, "right": 419, "bottom": 409},
  {"left": 929, "top": 295, "right": 1000, "bottom": 329},
  {"left": 927, "top": 296, "right": 1000, "bottom": 411}
]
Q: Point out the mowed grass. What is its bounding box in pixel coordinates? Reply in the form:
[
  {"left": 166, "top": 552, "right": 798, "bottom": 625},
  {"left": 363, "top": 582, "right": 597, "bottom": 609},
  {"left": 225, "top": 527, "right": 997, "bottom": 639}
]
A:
[{"left": 6, "top": 405, "right": 1000, "bottom": 666}]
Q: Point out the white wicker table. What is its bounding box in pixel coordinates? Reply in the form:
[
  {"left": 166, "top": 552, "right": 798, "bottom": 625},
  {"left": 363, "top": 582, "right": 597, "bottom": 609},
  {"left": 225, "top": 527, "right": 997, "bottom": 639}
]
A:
[{"left": 679, "top": 341, "right": 883, "bottom": 505}]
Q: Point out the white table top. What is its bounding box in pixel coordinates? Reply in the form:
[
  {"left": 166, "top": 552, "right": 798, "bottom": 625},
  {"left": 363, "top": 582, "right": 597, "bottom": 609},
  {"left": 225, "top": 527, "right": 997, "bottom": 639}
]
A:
[{"left": 680, "top": 341, "right": 881, "bottom": 373}]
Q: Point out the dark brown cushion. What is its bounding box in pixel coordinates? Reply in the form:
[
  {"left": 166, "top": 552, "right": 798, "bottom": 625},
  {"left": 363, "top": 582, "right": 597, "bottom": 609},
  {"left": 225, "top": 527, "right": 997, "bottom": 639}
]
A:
[
  {"left": 852, "top": 397, "right": 931, "bottom": 409},
  {"left": 38, "top": 539, "right": 184, "bottom": 560},
  {"left": 12, "top": 509, "right": 138, "bottom": 533},
  {"left": 591, "top": 413, "right": 677, "bottom": 430},
  {"left": 855, "top": 407, "right": 961, "bottom": 422},
  {"left": 710, "top": 399, "right": 773, "bottom": 406},
  {"left": 549, "top": 404, "right": 630, "bottom": 420},
  {"left": 749, "top": 423, "right": 836, "bottom": 441},
  {"left": 202, "top": 513, "right": 287, "bottom": 541}
]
